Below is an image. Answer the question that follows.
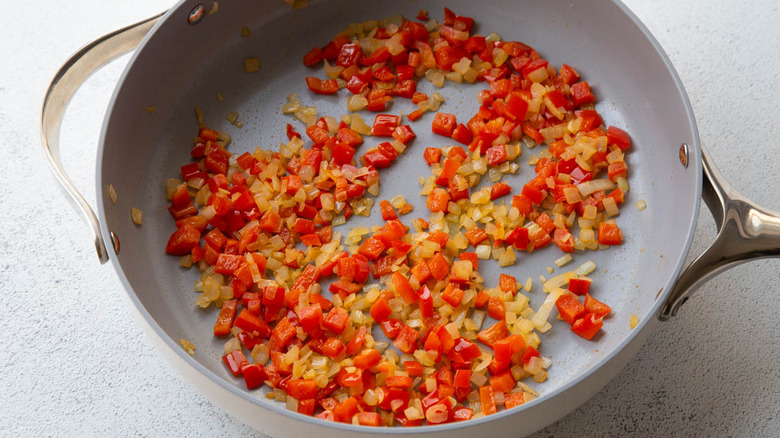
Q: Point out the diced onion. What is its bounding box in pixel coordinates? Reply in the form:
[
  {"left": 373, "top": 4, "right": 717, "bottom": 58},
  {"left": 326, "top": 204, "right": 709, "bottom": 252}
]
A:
[
  {"left": 532, "top": 287, "right": 565, "bottom": 328},
  {"left": 108, "top": 184, "right": 118, "bottom": 204},
  {"left": 347, "top": 95, "right": 368, "bottom": 112},
  {"left": 617, "top": 177, "right": 630, "bottom": 192},
  {"left": 179, "top": 338, "right": 195, "bottom": 355},
  {"left": 323, "top": 60, "right": 344, "bottom": 79},
  {"left": 527, "top": 67, "right": 548, "bottom": 83},
  {"left": 576, "top": 261, "right": 597, "bottom": 276},
  {"left": 131, "top": 207, "right": 143, "bottom": 225},
  {"left": 577, "top": 179, "right": 615, "bottom": 197},
  {"left": 603, "top": 197, "right": 620, "bottom": 217},
  {"left": 244, "top": 57, "right": 260, "bottom": 73},
  {"left": 542, "top": 271, "right": 576, "bottom": 293},
  {"left": 554, "top": 254, "right": 573, "bottom": 267}
]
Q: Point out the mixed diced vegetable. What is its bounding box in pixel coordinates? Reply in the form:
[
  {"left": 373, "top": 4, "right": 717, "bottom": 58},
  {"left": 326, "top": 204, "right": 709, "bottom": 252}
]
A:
[{"left": 163, "top": 7, "right": 631, "bottom": 427}]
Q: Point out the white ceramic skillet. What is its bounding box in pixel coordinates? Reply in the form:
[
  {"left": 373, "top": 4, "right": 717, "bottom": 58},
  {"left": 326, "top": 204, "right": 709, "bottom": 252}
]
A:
[{"left": 41, "top": 0, "right": 780, "bottom": 436}]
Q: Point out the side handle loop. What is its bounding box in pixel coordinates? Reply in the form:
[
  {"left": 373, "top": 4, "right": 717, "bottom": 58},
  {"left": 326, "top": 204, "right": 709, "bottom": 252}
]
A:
[
  {"left": 40, "top": 13, "right": 164, "bottom": 263},
  {"left": 660, "top": 145, "right": 780, "bottom": 320}
]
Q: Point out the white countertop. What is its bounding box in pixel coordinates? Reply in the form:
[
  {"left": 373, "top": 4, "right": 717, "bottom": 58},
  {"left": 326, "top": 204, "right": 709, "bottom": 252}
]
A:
[{"left": 2, "top": 0, "right": 778, "bottom": 436}]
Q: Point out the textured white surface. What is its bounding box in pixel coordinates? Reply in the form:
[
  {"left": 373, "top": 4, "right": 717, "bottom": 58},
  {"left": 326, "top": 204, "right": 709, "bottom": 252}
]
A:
[{"left": 1, "top": 0, "right": 779, "bottom": 437}]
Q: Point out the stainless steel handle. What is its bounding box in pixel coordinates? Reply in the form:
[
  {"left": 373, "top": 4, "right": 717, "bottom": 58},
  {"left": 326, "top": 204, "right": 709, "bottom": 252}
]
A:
[
  {"left": 659, "top": 145, "right": 780, "bottom": 320},
  {"left": 40, "top": 13, "right": 164, "bottom": 264}
]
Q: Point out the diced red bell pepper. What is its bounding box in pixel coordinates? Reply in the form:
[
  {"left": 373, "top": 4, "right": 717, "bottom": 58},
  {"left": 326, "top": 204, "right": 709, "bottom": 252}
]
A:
[
  {"left": 223, "top": 350, "right": 249, "bottom": 376},
  {"left": 371, "top": 114, "right": 399, "bottom": 137},
  {"left": 404, "top": 360, "right": 424, "bottom": 377},
  {"left": 491, "top": 276, "right": 514, "bottom": 297},
  {"left": 336, "top": 43, "right": 363, "bottom": 67},
  {"left": 490, "top": 370, "right": 517, "bottom": 393},
  {"left": 379, "top": 200, "right": 397, "bottom": 221},
  {"left": 607, "top": 126, "right": 631, "bottom": 150},
  {"left": 409, "top": 259, "right": 433, "bottom": 284},
  {"left": 305, "top": 77, "right": 339, "bottom": 95},
  {"left": 584, "top": 293, "right": 612, "bottom": 318},
  {"left": 576, "top": 109, "right": 603, "bottom": 131},
  {"left": 358, "top": 237, "right": 386, "bottom": 260},
  {"left": 180, "top": 163, "right": 201, "bottom": 181},
  {"left": 598, "top": 222, "right": 623, "bottom": 245},
  {"left": 369, "top": 297, "right": 392, "bottom": 322},
  {"left": 571, "top": 312, "right": 603, "bottom": 340},
  {"left": 386, "top": 375, "right": 414, "bottom": 389},
  {"left": 392, "top": 125, "right": 416, "bottom": 145},
  {"left": 423, "top": 147, "right": 442, "bottom": 166},
  {"left": 353, "top": 349, "right": 382, "bottom": 369},
  {"left": 432, "top": 112, "right": 457, "bottom": 137},
  {"left": 571, "top": 81, "right": 596, "bottom": 107},
  {"left": 476, "top": 321, "right": 509, "bottom": 347},
  {"left": 258, "top": 210, "right": 281, "bottom": 233},
  {"left": 322, "top": 337, "right": 345, "bottom": 358},
  {"left": 271, "top": 317, "right": 297, "bottom": 347},
  {"left": 486, "top": 144, "right": 508, "bottom": 166},
  {"left": 479, "top": 386, "right": 497, "bottom": 415},
  {"left": 441, "top": 284, "right": 464, "bottom": 307},
  {"left": 435, "top": 157, "right": 462, "bottom": 186},
  {"left": 287, "top": 379, "right": 318, "bottom": 400},
  {"left": 356, "top": 412, "right": 381, "bottom": 426},
  {"left": 393, "top": 325, "right": 419, "bottom": 354},
  {"left": 555, "top": 293, "right": 586, "bottom": 324},
  {"left": 215, "top": 253, "right": 244, "bottom": 276},
  {"left": 464, "top": 35, "right": 486, "bottom": 53},
  {"left": 504, "top": 391, "right": 525, "bottom": 409},
  {"left": 451, "top": 123, "right": 473, "bottom": 145},
  {"left": 303, "top": 46, "right": 325, "bottom": 66},
  {"left": 475, "top": 290, "right": 489, "bottom": 308},
  {"left": 521, "top": 184, "right": 545, "bottom": 205},
  {"left": 559, "top": 63, "right": 580, "bottom": 84},
  {"left": 361, "top": 149, "right": 392, "bottom": 168},
  {"left": 299, "top": 303, "right": 323, "bottom": 333},
  {"left": 391, "top": 272, "right": 417, "bottom": 304},
  {"left": 553, "top": 228, "right": 575, "bottom": 253},
  {"left": 165, "top": 223, "right": 201, "bottom": 255},
  {"left": 426, "top": 188, "right": 450, "bottom": 213},
  {"left": 417, "top": 285, "right": 434, "bottom": 318},
  {"left": 522, "top": 124, "right": 544, "bottom": 144},
  {"left": 427, "top": 253, "right": 450, "bottom": 281},
  {"left": 322, "top": 307, "right": 349, "bottom": 334},
  {"left": 568, "top": 277, "right": 592, "bottom": 296},
  {"left": 242, "top": 363, "right": 266, "bottom": 389},
  {"left": 297, "top": 398, "right": 316, "bottom": 416},
  {"left": 213, "top": 299, "right": 237, "bottom": 336},
  {"left": 263, "top": 285, "right": 285, "bottom": 308},
  {"left": 522, "top": 58, "right": 549, "bottom": 78},
  {"left": 608, "top": 161, "right": 628, "bottom": 182},
  {"left": 487, "top": 296, "right": 506, "bottom": 320},
  {"left": 379, "top": 319, "right": 403, "bottom": 338},
  {"left": 464, "top": 227, "right": 488, "bottom": 247},
  {"left": 452, "top": 337, "right": 482, "bottom": 362},
  {"left": 361, "top": 45, "right": 391, "bottom": 66},
  {"left": 504, "top": 92, "right": 529, "bottom": 121}
]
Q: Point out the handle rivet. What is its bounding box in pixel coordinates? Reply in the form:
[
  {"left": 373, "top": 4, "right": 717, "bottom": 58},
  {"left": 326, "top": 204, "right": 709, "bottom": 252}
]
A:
[
  {"left": 188, "top": 4, "right": 205, "bottom": 25},
  {"left": 110, "top": 231, "right": 120, "bottom": 254},
  {"left": 679, "top": 143, "right": 689, "bottom": 168}
]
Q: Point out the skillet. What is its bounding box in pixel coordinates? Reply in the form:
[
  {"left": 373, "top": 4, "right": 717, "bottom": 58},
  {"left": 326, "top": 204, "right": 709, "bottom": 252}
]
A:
[{"left": 41, "top": 0, "right": 780, "bottom": 436}]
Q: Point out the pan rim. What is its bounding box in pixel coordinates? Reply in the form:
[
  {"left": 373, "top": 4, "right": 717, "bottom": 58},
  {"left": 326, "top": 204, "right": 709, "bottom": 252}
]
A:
[{"left": 95, "top": 0, "right": 702, "bottom": 433}]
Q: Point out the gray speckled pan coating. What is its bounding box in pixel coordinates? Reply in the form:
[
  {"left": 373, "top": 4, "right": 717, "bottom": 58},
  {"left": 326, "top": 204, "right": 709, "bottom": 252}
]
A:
[{"left": 95, "top": 0, "right": 700, "bottom": 436}]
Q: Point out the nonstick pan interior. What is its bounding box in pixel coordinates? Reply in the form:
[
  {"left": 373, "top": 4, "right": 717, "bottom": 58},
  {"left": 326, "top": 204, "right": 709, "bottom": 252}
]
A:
[{"left": 96, "top": 0, "right": 700, "bottom": 431}]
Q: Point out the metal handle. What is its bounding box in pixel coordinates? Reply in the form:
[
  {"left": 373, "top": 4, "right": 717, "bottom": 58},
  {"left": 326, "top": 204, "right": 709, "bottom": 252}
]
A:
[
  {"left": 659, "top": 144, "right": 780, "bottom": 320},
  {"left": 40, "top": 13, "right": 164, "bottom": 264}
]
